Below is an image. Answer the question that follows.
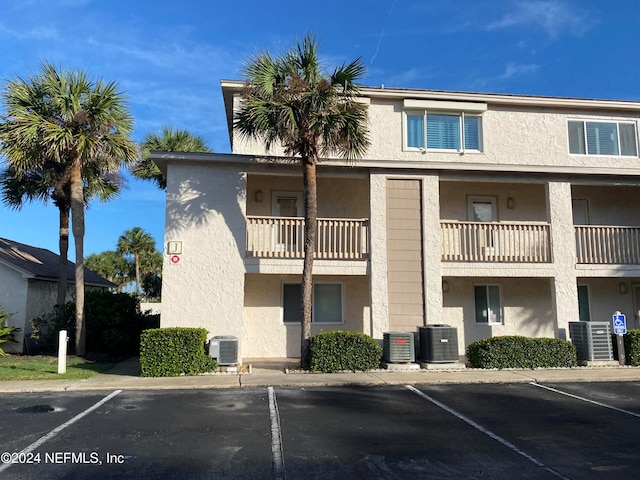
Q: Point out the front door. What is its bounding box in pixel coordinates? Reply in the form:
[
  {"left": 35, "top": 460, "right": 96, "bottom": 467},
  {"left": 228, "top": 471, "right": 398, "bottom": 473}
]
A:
[
  {"left": 271, "top": 191, "right": 303, "bottom": 253},
  {"left": 467, "top": 196, "right": 498, "bottom": 257},
  {"left": 633, "top": 284, "right": 640, "bottom": 329}
]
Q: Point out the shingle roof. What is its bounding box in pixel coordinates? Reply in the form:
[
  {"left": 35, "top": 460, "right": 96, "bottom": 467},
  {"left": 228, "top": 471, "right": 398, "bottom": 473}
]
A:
[{"left": 0, "top": 238, "right": 115, "bottom": 288}]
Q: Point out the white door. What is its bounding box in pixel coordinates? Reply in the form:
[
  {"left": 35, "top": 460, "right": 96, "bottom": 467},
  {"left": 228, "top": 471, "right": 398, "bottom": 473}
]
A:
[
  {"left": 271, "top": 192, "right": 303, "bottom": 253},
  {"left": 467, "top": 196, "right": 498, "bottom": 257},
  {"left": 572, "top": 198, "right": 590, "bottom": 225}
]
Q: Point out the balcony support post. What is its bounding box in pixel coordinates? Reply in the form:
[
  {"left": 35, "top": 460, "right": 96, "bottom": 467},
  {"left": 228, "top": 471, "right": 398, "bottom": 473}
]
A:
[{"left": 547, "top": 181, "right": 579, "bottom": 340}]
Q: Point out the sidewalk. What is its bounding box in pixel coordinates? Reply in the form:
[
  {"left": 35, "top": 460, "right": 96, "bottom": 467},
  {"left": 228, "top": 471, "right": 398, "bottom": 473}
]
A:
[{"left": 2, "top": 358, "right": 640, "bottom": 393}]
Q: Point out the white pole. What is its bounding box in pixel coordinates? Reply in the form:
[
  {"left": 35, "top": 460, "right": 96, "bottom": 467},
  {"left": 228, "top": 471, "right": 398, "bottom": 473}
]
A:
[{"left": 58, "top": 330, "right": 67, "bottom": 374}]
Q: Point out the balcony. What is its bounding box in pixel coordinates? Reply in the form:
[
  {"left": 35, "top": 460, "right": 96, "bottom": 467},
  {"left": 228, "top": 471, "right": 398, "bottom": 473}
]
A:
[
  {"left": 246, "top": 216, "right": 369, "bottom": 260},
  {"left": 576, "top": 226, "right": 640, "bottom": 264},
  {"left": 441, "top": 221, "right": 551, "bottom": 263}
]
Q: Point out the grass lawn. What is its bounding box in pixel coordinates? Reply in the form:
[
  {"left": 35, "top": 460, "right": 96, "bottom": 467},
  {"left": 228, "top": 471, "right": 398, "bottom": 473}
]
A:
[{"left": 0, "top": 355, "right": 115, "bottom": 381}]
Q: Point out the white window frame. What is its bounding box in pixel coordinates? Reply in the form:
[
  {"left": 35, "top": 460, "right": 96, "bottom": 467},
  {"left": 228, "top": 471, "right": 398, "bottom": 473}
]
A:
[
  {"left": 474, "top": 284, "right": 503, "bottom": 325},
  {"left": 282, "top": 282, "right": 344, "bottom": 325},
  {"left": 567, "top": 119, "right": 639, "bottom": 157},
  {"left": 404, "top": 110, "right": 483, "bottom": 153},
  {"left": 403, "top": 99, "right": 486, "bottom": 153}
]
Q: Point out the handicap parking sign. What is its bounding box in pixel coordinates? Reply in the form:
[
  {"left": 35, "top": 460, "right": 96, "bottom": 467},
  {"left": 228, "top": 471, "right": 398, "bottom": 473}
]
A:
[{"left": 613, "top": 313, "right": 627, "bottom": 335}]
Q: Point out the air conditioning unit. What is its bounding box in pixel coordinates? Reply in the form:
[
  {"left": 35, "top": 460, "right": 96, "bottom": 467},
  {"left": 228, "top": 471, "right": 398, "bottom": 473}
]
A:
[
  {"left": 383, "top": 332, "right": 415, "bottom": 363},
  {"left": 209, "top": 335, "right": 239, "bottom": 365},
  {"left": 569, "top": 321, "right": 613, "bottom": 362},
  {"left": 419, "top": 325, "right": 459, "bottom": 363}
]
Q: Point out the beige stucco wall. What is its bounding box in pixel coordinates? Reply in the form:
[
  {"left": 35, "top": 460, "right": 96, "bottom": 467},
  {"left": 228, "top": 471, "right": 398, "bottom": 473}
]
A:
[
  {"left": 577, "top": 278, "right": 639, "bottom": 326},
  {"left": 440, "top": 181, "right": 548, "bottom": 222},
  {"left": 246, "top": 174, "right": 369, "bottom": 218},
  {"left": 242, "top": 274, "right": 370, "bottom": 358},
  {"left": 442, "top": 277, "right": 555, "bottom": 353},
  {"left": 572, "top": 185, "right": 640, "bottom": 225},
  {"left": 161, "top": 162, "right": 247, "bottom": 354},
  {"left": 233, "top": 95, "right": 640, "bottom": 172}
]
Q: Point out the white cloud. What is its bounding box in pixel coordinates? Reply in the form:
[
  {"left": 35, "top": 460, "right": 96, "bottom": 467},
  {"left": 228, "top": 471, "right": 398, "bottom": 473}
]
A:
[
  {"left": 487, "top": 0, "right": 593, "bottom": 37},
  {"left": 497, "top": 63, "right": 540, "bottom": 80},
  {"left": 0, "top": 22, "right": 59, "bottom": 41},
  {"left": 472, "top": 62, "right": 541, "bottom": 90}
]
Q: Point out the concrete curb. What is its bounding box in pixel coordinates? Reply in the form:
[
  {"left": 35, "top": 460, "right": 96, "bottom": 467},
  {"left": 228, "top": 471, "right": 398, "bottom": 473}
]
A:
[{"left": 2, "top": 364, "right": 640, "bottom": 393}]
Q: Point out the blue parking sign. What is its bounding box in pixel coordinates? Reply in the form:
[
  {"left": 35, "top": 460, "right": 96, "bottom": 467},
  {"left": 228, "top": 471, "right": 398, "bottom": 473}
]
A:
[{"left": 613, "top": 313, "right": 627, "bottom": 335}]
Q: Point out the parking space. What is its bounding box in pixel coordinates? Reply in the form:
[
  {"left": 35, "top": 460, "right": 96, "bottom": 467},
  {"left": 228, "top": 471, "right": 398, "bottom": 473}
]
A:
[{"left": 2, "top": 382, "right": 640, "bottom": 479}]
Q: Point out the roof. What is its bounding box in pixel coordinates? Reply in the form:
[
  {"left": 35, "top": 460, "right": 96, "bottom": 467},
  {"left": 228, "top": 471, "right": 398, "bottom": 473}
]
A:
[{"left": 0, "top": 238, "right": 115, "bottom": 288}]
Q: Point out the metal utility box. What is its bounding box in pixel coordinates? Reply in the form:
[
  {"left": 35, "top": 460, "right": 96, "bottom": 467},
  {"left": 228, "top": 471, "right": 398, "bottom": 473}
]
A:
[
  {"left": 419, "top": 325, "right": 459, "bottom": 363},
  {"left": 209, "top": 335, "right": 239, "bottom": 365},
  {"left": 568, "top": 321, "right": 613, "bottom": 362},
  {"left": 383, "top": 332, "right": 415, "bottom": 363}
]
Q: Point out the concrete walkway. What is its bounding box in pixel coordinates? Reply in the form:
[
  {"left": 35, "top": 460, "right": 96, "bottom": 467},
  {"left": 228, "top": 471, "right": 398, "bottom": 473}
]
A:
[{"left": 2, "top": 358, "right": 640, "bottom": 393}]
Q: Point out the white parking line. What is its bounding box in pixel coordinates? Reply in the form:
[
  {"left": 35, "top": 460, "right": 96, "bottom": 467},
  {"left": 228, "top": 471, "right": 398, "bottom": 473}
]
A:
[
  {"left": 0, "top": 389, "right": 122, "bottom": 474},
  {"left": 268, "top": 386, "right": 286, "bottom": 480},
  {"left": 405, "top": 385, "right": 571, "bottom": 480},
  {"left": 530, "top": 382, "right": 640, "bottom": 419}
]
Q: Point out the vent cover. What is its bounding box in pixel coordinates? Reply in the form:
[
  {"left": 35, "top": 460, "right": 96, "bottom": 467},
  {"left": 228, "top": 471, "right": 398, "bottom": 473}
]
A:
[
  {"left": 383, "top": 332, "right": 415, "bottom": 363},
  {"left": 209, "top": 335, "right": 239, "bottom": 365},
  {"left": 569, "top": 321, "right": 613, "bottom": 362},
  {"left": 419, "top": 325, "right": 459, "bottom": 363}
]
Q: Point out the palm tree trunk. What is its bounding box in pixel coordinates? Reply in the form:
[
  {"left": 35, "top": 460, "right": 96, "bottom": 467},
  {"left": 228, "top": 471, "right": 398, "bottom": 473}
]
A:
[
  {"left": 135, "top": 252, "right": 141, "bottom": 296},
  {"left": 70, "top": 162, "right": 86, "bottom": 356},
  {"left": 300, "top": 157, "right": 317, "bottom": 369},
  {"left": 57, "top": 206, "right": 70, "bottom": 306}
]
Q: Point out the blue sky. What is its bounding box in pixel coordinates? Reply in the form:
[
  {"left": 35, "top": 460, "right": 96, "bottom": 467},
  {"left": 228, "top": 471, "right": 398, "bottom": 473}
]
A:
[{"left": 1, "top": 0, "right": 639, "bottom": 257}]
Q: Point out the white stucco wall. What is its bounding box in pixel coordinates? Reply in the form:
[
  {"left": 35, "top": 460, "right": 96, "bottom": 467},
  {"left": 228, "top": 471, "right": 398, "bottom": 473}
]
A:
[
  {"left": 0, "top": 267, "right": 28, "bottom": 352},
  {"left": 242, "top": 274, "right": 370, "bottom": 358},
  {"left": 161, "top": 162, "right": 247, "bottom": 355}
]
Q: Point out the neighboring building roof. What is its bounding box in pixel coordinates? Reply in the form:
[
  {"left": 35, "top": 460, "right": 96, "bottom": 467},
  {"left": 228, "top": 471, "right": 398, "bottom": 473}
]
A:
[{"left": 0, "top": 238, "right": 115, "bottom": 288}]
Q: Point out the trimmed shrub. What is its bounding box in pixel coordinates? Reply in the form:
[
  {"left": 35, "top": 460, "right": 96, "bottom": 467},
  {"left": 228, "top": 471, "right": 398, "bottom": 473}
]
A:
[
  {"left": 467, "top": 336, "right": 577, "bottom": 369},
  {"left": 613, "top": 330, "right": 640, "bottom": 366},
  {"left": 309, "top": 331, "right": 382, "bottom": 372},
  {"left": 140, "top": 327, "right": 217, "bottom": 377}
]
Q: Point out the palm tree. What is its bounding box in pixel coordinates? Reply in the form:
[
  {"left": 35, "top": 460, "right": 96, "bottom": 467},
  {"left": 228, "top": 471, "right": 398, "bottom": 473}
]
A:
[
  {"left": 85, "top": 250, "right": 130, "bottom": 292},
  {"left": 117, "top": 227, "right": 156, "bottom": 296},
  {"left": 0, "top": 62, "right": 137, "bottom": 355},
  {"left": 234, "top": 36, "right": 370, "bottom": 368},
  {"left": 1, "top": 164, "right": 122, "bottom": 305},
  {"left": 132, "top": 126, "right": 212, "bottom": 189}
]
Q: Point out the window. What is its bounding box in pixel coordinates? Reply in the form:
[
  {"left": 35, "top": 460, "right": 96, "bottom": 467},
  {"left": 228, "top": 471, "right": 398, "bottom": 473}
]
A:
[
  {"left": 407, "top": 112, "right": 481, "bottom": 152},
  {"left": 283, "top": 283, "right": 343, "bottom": 324},
  {"left": 474, "top": 285, "right": 502, "bottom": 324},
  {"left": 568, "top": 120, "right": 638, "bottom": 157}
]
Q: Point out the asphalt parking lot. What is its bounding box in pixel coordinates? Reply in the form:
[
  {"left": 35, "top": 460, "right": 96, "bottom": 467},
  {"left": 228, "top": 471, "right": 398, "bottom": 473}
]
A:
[{"left": 2, "top": 382, "right": 640, "bottom": 479}]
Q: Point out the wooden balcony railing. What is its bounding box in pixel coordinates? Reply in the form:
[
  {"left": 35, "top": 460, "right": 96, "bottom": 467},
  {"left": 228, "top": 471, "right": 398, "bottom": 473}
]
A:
[
  {"left": 576, "top": 226, "right": 640, "bottom": 264},
  {"left": 246, "top": 216, "right": 369, "bottom": 259},
  {"left": 441, "top": 221, "right": 551, "bottom": 263}
]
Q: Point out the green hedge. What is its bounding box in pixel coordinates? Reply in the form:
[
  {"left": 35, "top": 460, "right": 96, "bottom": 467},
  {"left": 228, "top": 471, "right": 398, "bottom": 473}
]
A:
[
  {"left": 30, "top": 291, "right": 160, "bottom": 357},
  {"left": 467, "top": 336, "right": 577, "bottom": 369},
  {"left": 140, "top": 328, "right": 217, "bottom": 377},
  {"left": 612, "top": 330, "right": 640, "bottom": 366},
  {"left": 309, "top": 331, "right": 382, "bottom": 372}
]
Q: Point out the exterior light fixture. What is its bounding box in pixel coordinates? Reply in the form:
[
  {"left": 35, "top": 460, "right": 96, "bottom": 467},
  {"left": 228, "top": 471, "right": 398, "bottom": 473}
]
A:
[{"left": 255, "top": 190, "right": 263, "bottom": 203}]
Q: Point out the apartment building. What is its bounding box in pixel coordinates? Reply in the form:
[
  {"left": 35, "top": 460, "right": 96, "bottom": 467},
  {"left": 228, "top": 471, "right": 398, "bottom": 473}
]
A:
[{"left": 153, "top": 81, "right": 640, "bottom": 360}]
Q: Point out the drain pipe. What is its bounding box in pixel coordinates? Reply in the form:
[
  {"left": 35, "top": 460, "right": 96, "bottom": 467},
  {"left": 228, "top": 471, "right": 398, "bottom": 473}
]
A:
[{"left": 58, "top": 330, "right": 68, "bottom": 374}]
